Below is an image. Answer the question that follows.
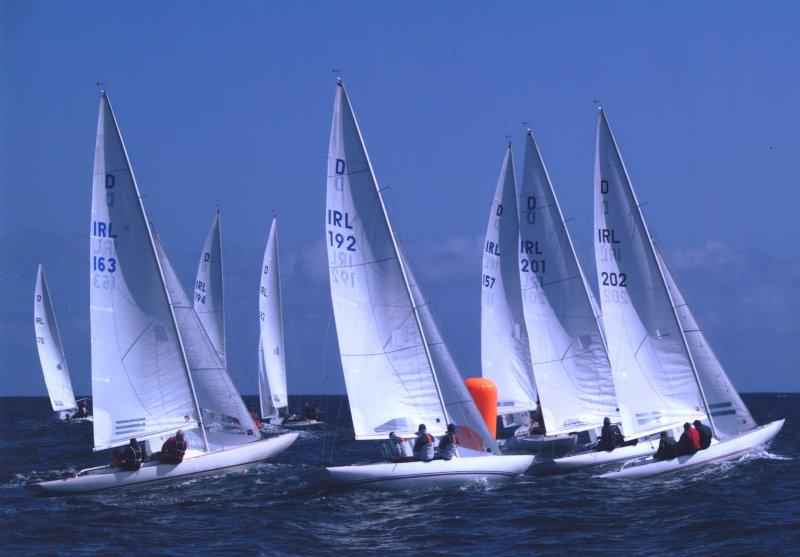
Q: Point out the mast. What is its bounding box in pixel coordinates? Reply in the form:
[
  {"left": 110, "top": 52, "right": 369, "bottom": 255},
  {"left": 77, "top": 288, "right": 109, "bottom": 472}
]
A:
[
  {"left": 338, "top": 80, "right": 450, "bottom": 424},
  {"left": 102, "top": 91, "right": 209, "bottom": 450},
  {"left": 598, "top": 108, "right": 716, "bottom": 437}
]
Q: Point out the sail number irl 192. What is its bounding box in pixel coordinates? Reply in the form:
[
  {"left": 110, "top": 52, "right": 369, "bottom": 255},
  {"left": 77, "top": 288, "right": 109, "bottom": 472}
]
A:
[{"left": 327, "top": 210, "right": 356, "bottom": 252}]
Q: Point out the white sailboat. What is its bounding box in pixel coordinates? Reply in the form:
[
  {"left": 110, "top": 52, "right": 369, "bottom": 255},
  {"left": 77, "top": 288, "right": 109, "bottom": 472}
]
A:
[
  {"left": 324, "top": 80, "right": 533, "bottom": 490},
  {"left": 583, "top": 108, "right": 783, "bottom": 479},
  {"left": 34, "top": 265, "right": 84, "bottom": 421},
  {"left": 33, "top": 92, "right": 297, "bottom": 495}
]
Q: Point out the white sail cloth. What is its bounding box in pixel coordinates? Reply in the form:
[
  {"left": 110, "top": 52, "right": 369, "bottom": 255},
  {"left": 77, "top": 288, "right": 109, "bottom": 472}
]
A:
[
  {"left": 594, "top": 110, "right": 707, "bottom": 439},
  {"left": 90, "top": 92, "right": 199, "bottom": 450},
  {"left": 656, "top": 247, "right": 755, "bottom": 437},
  {"left": 326, "top": 82, "right": 448, "bottom": 440},
  {"left": 194, "top": 212, "right": 226, "bottom": 368},
  {"left": 258, "top": 217, "right": 288, "bottom": 417},
  {"left": 34, "top": 265, "right": 77, "bottom": 412},
  {"left": 481, "top": 146, "right": 537, "bottom": 415},
  {"left": 518, "top": 131, "right": 618, "bottom": 435}
]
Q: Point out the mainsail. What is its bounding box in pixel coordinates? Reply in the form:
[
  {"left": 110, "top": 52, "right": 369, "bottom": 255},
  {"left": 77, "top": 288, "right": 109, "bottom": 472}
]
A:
[
  {"left": 656, "top": 246, "right": 756, "bottom": 437},
  {"left": 594, "top": 109, "right": 707, "bottom": 439},
  {"left": 481, "top": 146, "right": 537, "bottom": 415},
  {"left": 194, "top": 211, "right": 226, "bottom": 367},
  {"left": 258, "top": 217, "right": 288, "bottom": 418},
  {"left": 90, "top": 92, "right": 201, "bottom": 450},
  {"left": 518, "top": 131, "right": 618, "bottom": 435},
  {"left": 326, "top": 81, "right": 448, "bottom": 440},
  {"left": 34, "top": 265, "right": 77, "bottom": 413}
]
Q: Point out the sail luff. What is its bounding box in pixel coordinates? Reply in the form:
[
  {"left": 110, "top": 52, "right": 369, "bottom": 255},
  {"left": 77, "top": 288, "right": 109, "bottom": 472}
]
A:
[
  {"left": 597, "top": 109, "right": 715, "bottom": 436},
  {"left": 100, "top": 92, "right": 209, "bottom": 451}
]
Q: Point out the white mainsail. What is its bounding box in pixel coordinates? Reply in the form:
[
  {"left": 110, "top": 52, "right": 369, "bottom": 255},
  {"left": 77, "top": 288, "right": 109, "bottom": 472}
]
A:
[
  {"left": 519, "top": 130, "right": 618, "bottom": 435},
  {"left": 90, "top": 92, "right": 201, "bottom": 450},
  {"left": 481, "top": 146, "right": 538, "bottom": 415},
  {"left": 656, "top": 246, "right": 756, "bottom": 437},
  {"left": 154, "top": 232, "right": 259, "bottom": 449},
  {"left": 258, "top": 217, "right": 289, "bottom": 418},
  {"left": 34, "top": 265, "right": 77, "bottom": 413},
  {"left": 594, "top": 109, "right": 707, "bottom": 439},
  {"left": 326, "top": 81, "right": 448, "bottom": 440},
  {"left": 194, "top": 211, "right": 226, "bottom": 368}
]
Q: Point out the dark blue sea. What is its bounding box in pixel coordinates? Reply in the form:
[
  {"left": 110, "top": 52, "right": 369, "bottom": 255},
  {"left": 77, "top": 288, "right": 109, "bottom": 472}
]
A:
[{"left": 1, "top": 394, "right": 797, "bottom": 555}]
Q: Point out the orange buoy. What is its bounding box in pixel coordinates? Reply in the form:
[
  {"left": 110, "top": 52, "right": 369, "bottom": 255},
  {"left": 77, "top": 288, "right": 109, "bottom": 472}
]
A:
[{"left": 465, "top": 377, "right": 498, "bottom": 439}]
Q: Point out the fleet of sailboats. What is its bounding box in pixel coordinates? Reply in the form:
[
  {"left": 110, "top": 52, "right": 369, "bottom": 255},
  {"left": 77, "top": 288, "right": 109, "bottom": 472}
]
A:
[{"left": 28, "top": 84, "right": 783, "bottom": 493}]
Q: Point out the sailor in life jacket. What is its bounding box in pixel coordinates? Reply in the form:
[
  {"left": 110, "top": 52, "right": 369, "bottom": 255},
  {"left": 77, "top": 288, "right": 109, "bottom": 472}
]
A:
[
  {"left": 113, "top": 438, "right": 144, "bottom": 471},
  {"left": 438, "top": 423, "right": 459, "bottom": 461},
  {"left": 413, "top": 424, "right": 435, "bottom": 462},
  {"left": 388, "top": 431, "right": 413, "bottom": 460},
  {"left": 157, "top": 429, "right": 188, "bottom": 464}
]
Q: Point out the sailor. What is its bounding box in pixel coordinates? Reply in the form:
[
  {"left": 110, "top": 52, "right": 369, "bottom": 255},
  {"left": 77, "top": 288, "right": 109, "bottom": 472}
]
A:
[
  {"left": 303, "top": 401, "right": 319, "bottom": 421},
  {"left": 387, "top": 432, "right": 414, "bottom": 461},
  {"left": 155, "top": 430, "right": 188, "bottom": 464},
  {"left": 113, "top": 438, "right": 144, "bottom": 471},
  {"left": 677, "top": 423, "right": 701, "bottom": 456},
  {"left": 413, "top": 424, "right": 435, "bottom": 462},
  {"left": 438, "top": 424, "right": 459, "bottom": 461},
  {"left": 693, "top": 420, "right": 713, "bottom": 450},
  {"left": 249, "top": 407, "right": 261, "bottom": 429},
  {"left": 69, "top": 400, "right": 89, "bottom": 420},
  {"left": 654, "top": 431, "right": 677, "bottom": 461},
  {"left": 596, "top": 417, "right": 623, "bottom": 452}
]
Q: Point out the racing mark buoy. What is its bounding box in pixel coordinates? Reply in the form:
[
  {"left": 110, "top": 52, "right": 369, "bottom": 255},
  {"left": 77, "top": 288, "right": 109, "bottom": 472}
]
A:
[{"left": 465, "top": 377, "right": 498, "bottom": 440}]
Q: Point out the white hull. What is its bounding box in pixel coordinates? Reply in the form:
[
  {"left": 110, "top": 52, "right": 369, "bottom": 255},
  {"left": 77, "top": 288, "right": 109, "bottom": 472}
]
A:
[
  {"left": 550, "top": 438, "right": 659, "bottom": 472},
  {"left": 326, "top": 454, "right": 535, "bottom": 491},
  {"left": 31, "top": 433, "right": 298, "bottom": 495},
  {"left": 599, "top": 419, "right": 784, "bottom": 479},
  {"left": 501, "top": 433, "right": 578, "bottom": 455}
]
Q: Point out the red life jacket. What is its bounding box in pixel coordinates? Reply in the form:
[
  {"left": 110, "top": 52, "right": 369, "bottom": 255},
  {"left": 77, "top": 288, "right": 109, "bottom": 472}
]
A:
[{"left": 687, "top": 428, "right": 701, "bottom": 450}]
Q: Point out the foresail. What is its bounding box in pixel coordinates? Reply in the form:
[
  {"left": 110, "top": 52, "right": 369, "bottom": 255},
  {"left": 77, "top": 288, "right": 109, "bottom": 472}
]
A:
[
  {"left": 259, "top": 217, "right": 288, "bottom": 412},
  {"left": 519, "top": 131, "right": 618, "bottom": 435},
  {"left": 194, "top": 212, "right": 226, "bottom": 367},
  {"left": 90, "top": 93, "right": 199, "bottom": 450},
  {"left": 656, "top": 246, "right": 756, "bottom": 437},
  {"left": 326, "top": 82, "right": 447, "bottom": 439},
  {"left": 594, "top": 110, "right": 706, "bottom": 439},
  {"left": 481, "top": 146, "right": 537, "bottom": 415},
  {"left": 34, "top": 265, "right": 77, "bottom": 412},
  {"left": 154, "top": 233, "right": 259, "bottom": 449}
]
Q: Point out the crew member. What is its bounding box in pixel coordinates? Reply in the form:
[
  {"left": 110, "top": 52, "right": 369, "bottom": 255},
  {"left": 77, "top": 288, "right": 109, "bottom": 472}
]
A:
[
  {"left": 387, "top": 432, "right": 414, "bottom": 461},
  {"left": 596, "top": 417, "right": 623, "bottom": 452},
  {"left": 70, "top": 400, "right": 90, "bottom": 420},
  {"left": 654, "top": 431, "right": 677, "bottom": 461},
  {"left": 413, "top": 424, "right": 435, "bottom": 462},
  {"left": 677, "top": 423, "right": 701, "bottom": 456},
  {"left": 113, "top": 438, "right": 144, "bottom": 471},
  {"left": 303, "top": 402, "right": 319, "bottom": 421},
  {"left": 438, "top": 424, "right": 459, "bottom": 461},
  {"left": 249, "top": 407, "right": 261, "bottom": 429},
  {"left": 155, "top": 430, "right": 188, "bottom": 464},
  {"left": 693, "top": 420, "right": 713, "bottom": 450}
]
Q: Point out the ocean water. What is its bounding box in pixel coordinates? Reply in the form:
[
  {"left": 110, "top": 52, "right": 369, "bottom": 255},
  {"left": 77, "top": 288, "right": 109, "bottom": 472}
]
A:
[{"left": 0, "top": 394, "right": 797, "bottom": 555}]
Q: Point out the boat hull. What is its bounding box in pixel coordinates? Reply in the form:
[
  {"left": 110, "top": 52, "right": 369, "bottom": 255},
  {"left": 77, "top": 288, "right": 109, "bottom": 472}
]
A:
[
  {"left": 280, "top": 419, "right": 324, "bottom": 430},
  {"left": 30, "top": 432, "right": 298, "bottom": 495},
  {"left": 502, "top": 433, "right": 579, "bottom": 456},
  {"left": 599, "top": 419, "right": 784, "bottom": 479},
  {"left": 326, "top": 454, "right": 535, "bottom": 491},
  {"left": 550, "top": 438, "right": 659, "bottom": 472}
]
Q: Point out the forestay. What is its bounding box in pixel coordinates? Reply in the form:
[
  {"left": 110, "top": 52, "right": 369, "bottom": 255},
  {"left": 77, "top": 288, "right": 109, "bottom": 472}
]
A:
[
  {"left": 34, "top": 265, "right": 77, "bottom": 412},
  {"left": 326, "top": 81, "right": 448, "bottom": 440},
  {"left": 154, "top": 233, "right": 259, "bottom": 449},
  {"left": 594, "top": 109, "right": 706, "bottom": 439},
  {"left": 481, "top": 146, "right": 538, "bottom": 415},
  {"left": 519, "top": 131, "right": 618, "bottom": 435},
  {"left": 90, "top": 92, "right": 199, "bottom": 450},
  {"left": 656, "top": 246, "right": 756, "bottom": 437},
  {"left": 258, "top": 217, "right": 288, "bottom": 417},
  {"left": 194, "top": 211, "right": 226, "bottom": 367}
]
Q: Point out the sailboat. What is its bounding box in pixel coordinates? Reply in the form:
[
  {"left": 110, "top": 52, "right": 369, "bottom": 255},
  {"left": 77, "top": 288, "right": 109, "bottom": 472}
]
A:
[
  {"left": 194, "top": 210, "right": 226, "bottom": 368},
  {"left": 323, "top": 80, "right": 534, "bottom": 490},
  {"left": 34, "top": 265, "right": 87, "bottom": 421},
  {"left": 33, "top": 92, "right": 297, "bottom": 495},
  {"left": 257, "top": 217, "right": 323, "bottom": 429},
  {"left": 582, "top": 108, "right": 783, "bottom": 479}
]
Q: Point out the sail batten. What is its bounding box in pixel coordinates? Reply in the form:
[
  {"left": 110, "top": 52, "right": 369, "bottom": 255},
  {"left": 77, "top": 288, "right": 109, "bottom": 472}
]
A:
[{"left": 259, "top": 217, "right": 288, "bottom": 417}]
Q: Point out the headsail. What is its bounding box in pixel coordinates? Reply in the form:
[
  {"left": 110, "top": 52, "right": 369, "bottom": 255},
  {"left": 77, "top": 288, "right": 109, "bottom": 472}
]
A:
[
  {"left": 519, "top": 131, "right": 618, "bottom": 435},
  {"left": 326, "top": 81, "right": 448, "bottom": 440},
  {"left": 594, "top": 109, "right": 707, "bottom": 439},
  {"left": 34, "top": 265, "right": 77, "bottom": 412},
  {"left": 194, "top": 211, "right": 226, "bottom": 367},
  {"left": 258, "top": 217, "right": 288, "bottom": 417},
  {"left": 481, "top": 146, "right": 537, "bottom": 415},
  {"left": 656, "top": 246, "right": 756, "bottom": 437},
  {"left": 257, "top": 341, "right": 274, "bottom": 419},
  {"left": 90, "top": 92, "right": 200, "bottom": 450}
]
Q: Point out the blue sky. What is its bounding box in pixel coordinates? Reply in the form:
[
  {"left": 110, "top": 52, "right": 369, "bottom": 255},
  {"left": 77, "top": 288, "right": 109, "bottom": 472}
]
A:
[{"left": 2, "top": 2, "right": 798, "bottom": 396}]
